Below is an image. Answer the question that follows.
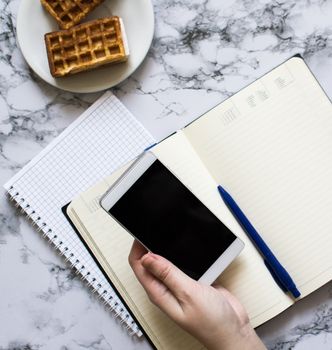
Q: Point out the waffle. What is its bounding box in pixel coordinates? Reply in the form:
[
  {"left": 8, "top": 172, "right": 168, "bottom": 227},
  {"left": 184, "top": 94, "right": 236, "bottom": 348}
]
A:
[
  {"left": 41, "top": 0, "right": 105, "bottom": 30},
  {"left": 45, "top": 17, "right": 130, "bottom": 78}
]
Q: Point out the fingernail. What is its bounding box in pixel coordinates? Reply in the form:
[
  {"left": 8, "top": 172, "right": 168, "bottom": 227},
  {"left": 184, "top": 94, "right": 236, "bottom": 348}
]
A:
[{"left": 141, "top": 252, "right": 157, "bottom": 266}]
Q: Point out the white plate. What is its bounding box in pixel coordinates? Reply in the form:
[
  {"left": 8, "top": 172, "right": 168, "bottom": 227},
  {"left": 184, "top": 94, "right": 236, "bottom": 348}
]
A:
[{"left": 17, "top": 0, "right": 154, "bottom": 93}]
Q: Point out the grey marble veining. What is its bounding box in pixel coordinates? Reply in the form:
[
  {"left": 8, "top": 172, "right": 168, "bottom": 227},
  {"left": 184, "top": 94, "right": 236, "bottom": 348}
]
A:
[
  {"left": 117, "top": 0, "right": 332, "bottom": 139},
  {"left": 1, "top": 0, "right": 332, "bottom": 349}
]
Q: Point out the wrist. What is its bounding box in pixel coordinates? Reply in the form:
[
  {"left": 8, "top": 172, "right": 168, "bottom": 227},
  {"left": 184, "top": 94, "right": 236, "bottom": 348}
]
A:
[{"left": 206, "top": 324, "right": 266, "bottom": 350}]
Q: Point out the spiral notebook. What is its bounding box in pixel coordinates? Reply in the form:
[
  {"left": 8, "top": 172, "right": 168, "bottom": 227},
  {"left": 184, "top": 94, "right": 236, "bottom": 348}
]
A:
[{"left": 4, "top": 91, "right": 155, "bottom": 336}]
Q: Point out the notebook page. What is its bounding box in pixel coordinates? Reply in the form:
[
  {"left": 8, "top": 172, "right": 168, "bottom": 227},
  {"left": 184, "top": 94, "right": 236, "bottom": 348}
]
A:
[
  {"left": 4, "top": 92, "right": 155, "bottom": 334},
  {"left": 68, "top": 131, "right": 291, "bottom": 349},
  {"left": 184, "top": 57, "right": 332, "bottom": 298},
  {"left": 153, "top": 132, "right": 292, "bottom": 326}
]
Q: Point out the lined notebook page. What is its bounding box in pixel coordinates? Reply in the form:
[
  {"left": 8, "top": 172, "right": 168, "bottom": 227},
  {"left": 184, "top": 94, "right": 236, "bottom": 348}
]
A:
[
  {"left": 4, "top": 92, "right": 155, "bottom": 334},
  {"left": 153, "top": 133, "right": 292, "bottom": 326},
  {"left": 68, "top": 131, "right": 292, "bottom": 350},
  {"left": 184, "top": 57, "right": 332, "bottom": 297}
]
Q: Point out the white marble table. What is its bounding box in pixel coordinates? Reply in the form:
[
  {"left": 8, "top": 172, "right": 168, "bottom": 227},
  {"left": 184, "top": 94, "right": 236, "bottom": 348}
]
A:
[{"left": 1, "top": 0, "right": 331, "bottom": 349}]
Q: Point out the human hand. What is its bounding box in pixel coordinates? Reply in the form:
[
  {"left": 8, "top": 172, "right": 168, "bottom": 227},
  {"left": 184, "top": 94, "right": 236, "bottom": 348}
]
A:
[{"left": 128, "top": 240, "right": 266, "bottom": 350}]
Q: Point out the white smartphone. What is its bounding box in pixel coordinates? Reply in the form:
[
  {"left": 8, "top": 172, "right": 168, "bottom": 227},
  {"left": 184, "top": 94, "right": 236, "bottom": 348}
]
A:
[{"left": 100, "top": 152, "right": 244, "bottom": 285}]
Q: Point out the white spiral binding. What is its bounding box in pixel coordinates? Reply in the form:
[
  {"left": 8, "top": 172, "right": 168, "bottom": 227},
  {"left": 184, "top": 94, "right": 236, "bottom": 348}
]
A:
[{"left": 7, "top": 186, "right": 143, "bottom": 337}]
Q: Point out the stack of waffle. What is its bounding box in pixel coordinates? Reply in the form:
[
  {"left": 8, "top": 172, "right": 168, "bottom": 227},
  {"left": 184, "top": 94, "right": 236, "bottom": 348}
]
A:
[{"left": 41, "top": 0, "right": 129, "bottom": 77}]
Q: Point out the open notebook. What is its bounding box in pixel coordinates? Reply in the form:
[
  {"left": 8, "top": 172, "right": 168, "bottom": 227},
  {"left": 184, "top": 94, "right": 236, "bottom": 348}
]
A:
[{"left": 67, "top": 57, "right": 332, "bottom": 349}]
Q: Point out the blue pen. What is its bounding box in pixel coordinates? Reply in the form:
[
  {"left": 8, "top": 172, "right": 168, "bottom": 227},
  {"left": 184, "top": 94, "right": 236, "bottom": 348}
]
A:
[{"left": 218, "top": 185, "right": 301, "bottom": 299}]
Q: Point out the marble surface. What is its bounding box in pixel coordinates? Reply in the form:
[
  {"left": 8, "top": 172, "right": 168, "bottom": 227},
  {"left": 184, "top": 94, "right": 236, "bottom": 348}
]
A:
[{"left": 1, "top": 0, "right": 332, "bottom": 349}]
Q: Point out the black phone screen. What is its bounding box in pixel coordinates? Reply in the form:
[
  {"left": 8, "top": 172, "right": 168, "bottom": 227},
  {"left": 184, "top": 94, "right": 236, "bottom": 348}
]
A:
[{"left": 109, "top": 159, "right": 236, "bottom": 280}]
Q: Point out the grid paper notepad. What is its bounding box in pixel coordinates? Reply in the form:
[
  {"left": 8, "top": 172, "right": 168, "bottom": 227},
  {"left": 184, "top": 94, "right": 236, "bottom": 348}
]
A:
[{"left": 4, "top": 91, "right": 155, "bottom": 336}]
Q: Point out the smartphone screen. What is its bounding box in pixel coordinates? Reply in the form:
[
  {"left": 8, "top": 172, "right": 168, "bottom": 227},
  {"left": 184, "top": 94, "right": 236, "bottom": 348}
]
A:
[{"left": 109, "top": 159, "right": 236, "bottom": 280}]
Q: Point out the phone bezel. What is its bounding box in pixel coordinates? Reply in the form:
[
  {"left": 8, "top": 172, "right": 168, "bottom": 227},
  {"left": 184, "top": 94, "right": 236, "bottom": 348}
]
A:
[{"left": 100, "top": 151, "right": 244, "bottom": 285}]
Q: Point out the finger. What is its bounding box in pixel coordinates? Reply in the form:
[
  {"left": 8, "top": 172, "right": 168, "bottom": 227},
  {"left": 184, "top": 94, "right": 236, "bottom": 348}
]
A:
[
  {"left": 128, "top": 240, "right": 148, "bottom": 265},
  {"left": 134, "top": 254, "right": 183, "bottom": 318},
  {"left": 141, "top": 253, "right": 196, "bottom": 302},
  {"left": 128, "top": 240, "right": 152, "bottom": 287},
  {"left": 128, "top": 241, "right": 154, "bottom": 294},
  {"left": 128, "top": 243, "right": 182, "bottom": 318},
  {"left": 132, "top": 254, "right": 167, "bottom": 297}
]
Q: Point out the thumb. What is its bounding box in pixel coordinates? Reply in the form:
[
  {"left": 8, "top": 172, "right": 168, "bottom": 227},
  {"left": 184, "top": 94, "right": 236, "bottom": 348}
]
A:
[{"left": 141, "top": 253, "right": 195, "bottom": 300}]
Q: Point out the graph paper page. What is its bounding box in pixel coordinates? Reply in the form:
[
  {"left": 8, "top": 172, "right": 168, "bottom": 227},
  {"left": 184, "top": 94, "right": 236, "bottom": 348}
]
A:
[{"left": 4, "top": 92, "right": 155, "bottom": 334}]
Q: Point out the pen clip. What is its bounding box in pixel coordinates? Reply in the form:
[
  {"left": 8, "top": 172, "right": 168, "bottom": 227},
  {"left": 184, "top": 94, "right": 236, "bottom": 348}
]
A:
[{"left": 264, "top": 260, "right": 288, "bottom": 293}]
